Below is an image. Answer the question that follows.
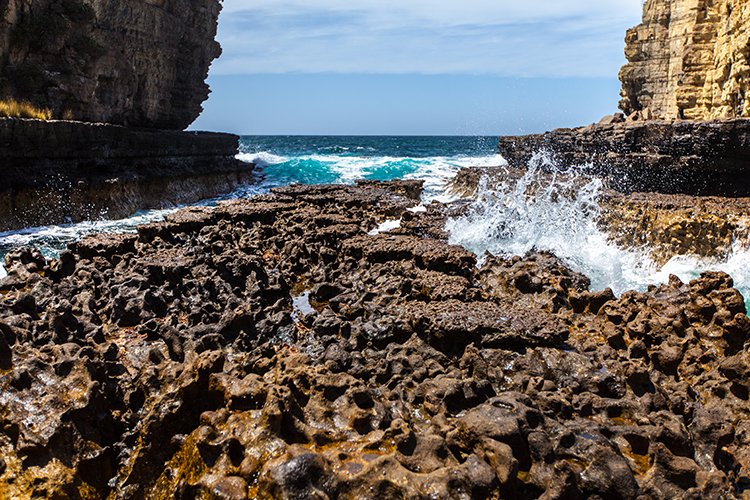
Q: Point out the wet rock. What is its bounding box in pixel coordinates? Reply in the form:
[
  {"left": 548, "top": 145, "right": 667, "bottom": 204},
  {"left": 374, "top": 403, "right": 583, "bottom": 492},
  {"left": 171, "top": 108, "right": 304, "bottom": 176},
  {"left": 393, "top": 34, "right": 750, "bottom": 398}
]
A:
[
  {"left": 205, "top": 475, "right": 249, "bottom": 500},
  {"left": 0, "top": 180, "right": 748, "bottom": 498},
  {"left": 498, "top": 120, "right": 750, "bottom": 197}
]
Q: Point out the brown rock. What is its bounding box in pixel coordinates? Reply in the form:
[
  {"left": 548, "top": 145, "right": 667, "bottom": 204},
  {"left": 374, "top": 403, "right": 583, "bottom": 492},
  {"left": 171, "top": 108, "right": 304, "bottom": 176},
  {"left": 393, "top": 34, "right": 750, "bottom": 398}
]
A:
[
  {"left": 496, "top": 119, "right": 750, "bottom": 197},
  {"left": 0, "top": 119, "right": 250, "bottom": 231},
  {"left": 0, "top": 181, "right": 748, "bottom": 498}
]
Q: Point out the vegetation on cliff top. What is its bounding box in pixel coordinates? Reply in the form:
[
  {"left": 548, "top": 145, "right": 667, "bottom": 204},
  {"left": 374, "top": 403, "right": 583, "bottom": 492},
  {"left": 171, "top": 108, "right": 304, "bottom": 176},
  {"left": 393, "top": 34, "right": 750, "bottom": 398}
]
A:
[{"left": 0, "top": 99, "right": 53, "bottom": 120}]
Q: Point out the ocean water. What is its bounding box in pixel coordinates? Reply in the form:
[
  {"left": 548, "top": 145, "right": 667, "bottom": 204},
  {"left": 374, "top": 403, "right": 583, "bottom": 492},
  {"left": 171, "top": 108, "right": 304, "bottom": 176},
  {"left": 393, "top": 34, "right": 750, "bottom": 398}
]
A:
[
  {"left": 1, "top": 135, "right": 749, "bottom": 307},
  {"left": 0, "top": 136, "right": 501, "bottom": 275},
  {"left": 237, "top": 135, "right": 502, "bottom": 200}
]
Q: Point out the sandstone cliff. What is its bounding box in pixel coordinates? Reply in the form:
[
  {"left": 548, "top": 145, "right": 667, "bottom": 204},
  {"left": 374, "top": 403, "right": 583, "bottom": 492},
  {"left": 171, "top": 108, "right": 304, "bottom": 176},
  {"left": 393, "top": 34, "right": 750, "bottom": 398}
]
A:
[
  {"left": 619, "top": 0, "right": 750, "bottom": 120},
  {"left": 0, "top": 0, "right": 222, "bottom": 129}
]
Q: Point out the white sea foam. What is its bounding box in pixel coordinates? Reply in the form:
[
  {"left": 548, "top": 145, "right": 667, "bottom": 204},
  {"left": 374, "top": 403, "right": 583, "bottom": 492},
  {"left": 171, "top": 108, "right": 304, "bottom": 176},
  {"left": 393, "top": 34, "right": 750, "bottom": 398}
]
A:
[
  {"left": 0, "top": 208, "right": 175, "bottom": 264},
  {"left": 8, "top": 145, "right": 749, "bottom": 307},
  {"left": 237, "top": 151, "right": 289, "bottom": 166},
  {"left": 0, "top": 151, "right": 502, "bottom": 266},
  {"left": 446, "top": 153, "right": 750, "bottom": 302},
  {"left": 237, "top": 150, "right": 506, "bottom": 203},
  {"left": 0, "top": 183, "right": 267, "bottom": 267}
]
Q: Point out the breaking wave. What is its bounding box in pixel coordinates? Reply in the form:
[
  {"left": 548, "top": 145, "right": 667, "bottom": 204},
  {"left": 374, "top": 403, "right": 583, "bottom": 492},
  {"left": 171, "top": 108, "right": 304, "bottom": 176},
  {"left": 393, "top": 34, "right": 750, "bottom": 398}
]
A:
[
  {"left": 2, "top": 135, "right": 750, "bottom": 310},
  {"left": 445, "top": 153, "right": 750, "bottom": 305}
]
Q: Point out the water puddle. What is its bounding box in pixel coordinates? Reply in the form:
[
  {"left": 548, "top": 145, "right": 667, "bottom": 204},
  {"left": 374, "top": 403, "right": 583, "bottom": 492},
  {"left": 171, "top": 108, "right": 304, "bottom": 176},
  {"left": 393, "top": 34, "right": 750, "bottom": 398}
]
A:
[{"left": 293, "top": 291, "right": 316, "bottom": 316}]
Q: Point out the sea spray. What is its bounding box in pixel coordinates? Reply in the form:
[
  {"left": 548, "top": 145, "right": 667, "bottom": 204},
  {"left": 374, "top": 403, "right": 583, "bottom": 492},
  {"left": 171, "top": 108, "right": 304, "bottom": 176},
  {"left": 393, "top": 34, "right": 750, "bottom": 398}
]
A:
[
  {"left": 0, "top": 140, "right": 501, "bottom": 265},
  {"left": 237, "top": 150, "right": 504, "bottom": 202},
  {"left": 445, "top": 153, "right": 750, "bottom": 305},
  {"left": 3, "top": 135, "right": 750, "bottom": 310}
]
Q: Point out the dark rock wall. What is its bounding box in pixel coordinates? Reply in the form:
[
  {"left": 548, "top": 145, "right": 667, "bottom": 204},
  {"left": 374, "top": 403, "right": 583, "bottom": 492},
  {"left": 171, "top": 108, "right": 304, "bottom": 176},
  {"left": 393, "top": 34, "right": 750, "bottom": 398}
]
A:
[
  {"left": 0, "top": 118, "right": 253, "bottom": 230},
  {"left": 0, "top": 0, "right": 222, "bottom": 129},
  {"left": 498, "top": 119, "right": 750, "bottom": 196}
]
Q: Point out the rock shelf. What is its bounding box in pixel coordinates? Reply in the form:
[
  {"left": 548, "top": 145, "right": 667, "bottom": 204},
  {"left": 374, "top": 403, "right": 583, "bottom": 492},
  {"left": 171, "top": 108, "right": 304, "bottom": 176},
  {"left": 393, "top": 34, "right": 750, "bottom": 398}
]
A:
[{"left": 1, "top": 181, "right": 749, "bottom": 498}]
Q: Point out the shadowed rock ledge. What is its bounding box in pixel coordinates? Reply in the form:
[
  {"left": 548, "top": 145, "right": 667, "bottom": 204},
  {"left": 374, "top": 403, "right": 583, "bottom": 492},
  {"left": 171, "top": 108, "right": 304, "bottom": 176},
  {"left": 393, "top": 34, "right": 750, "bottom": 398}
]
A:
[
  {"left": 1, "top": 181, "right": 749, "bottom": 498},
  {"left": 0, "top": 118, "right": 252, "bottom": 231},
  {"left": 498, "top": 118, "right": 750, "bottom": 197}
]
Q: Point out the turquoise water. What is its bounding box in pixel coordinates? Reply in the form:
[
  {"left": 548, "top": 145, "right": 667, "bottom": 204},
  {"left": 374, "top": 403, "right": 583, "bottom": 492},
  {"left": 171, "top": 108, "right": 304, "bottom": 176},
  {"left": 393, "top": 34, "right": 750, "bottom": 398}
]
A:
[
  {"left": 1, "top": 135, "right": 749, "bottom": 310},
  {"left": 0, "top": 136, "right": 503, "bottom": 272},
  {"left": 238, "top": 135, "right": 502, "bottom": 198}
]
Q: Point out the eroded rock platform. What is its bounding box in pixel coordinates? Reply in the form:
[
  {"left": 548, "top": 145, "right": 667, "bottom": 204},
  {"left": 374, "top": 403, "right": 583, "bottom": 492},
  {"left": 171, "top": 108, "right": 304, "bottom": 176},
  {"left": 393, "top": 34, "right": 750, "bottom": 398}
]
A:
[{"left": 1, "top": 181, "right": 749, "bottom": 498}]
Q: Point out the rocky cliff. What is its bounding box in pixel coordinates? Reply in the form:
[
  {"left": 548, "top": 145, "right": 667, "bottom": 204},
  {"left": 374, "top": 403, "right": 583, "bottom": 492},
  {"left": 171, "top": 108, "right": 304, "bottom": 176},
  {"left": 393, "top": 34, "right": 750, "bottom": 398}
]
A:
[
  {"left": 620, "top": 0, "right": 750, "bottom": 120},
  {"left": 497, "top": 119, "right": 750, "bottom": 197},
  {"left": 0, "top": 118, "right": 253, "bottom": 231},
  {"left": 0, "top": 0, "right": 222, "bottom": 129}
]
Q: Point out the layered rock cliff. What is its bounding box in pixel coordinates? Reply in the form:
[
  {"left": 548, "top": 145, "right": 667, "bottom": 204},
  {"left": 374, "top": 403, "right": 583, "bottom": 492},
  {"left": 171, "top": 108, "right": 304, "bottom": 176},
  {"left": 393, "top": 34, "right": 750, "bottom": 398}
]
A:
[
  {"left": 620, "top": 0, "right": 750, "bottom": 120},
  {"left": 0, "top": 0, "right": 222, "bottom": 129},
  {"left": 0, "top": 118, "right": 253, "bottom": 231},
  {"left": 497, "top": 119, "right": 750, "bottom": 197}
]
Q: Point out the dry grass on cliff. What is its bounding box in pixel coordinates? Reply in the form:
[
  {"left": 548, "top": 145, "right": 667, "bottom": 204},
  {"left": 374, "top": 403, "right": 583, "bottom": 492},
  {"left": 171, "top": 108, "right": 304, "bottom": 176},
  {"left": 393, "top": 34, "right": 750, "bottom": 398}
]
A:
[{"left": 0, "top": 99, "right": 52, "bottom": 120}]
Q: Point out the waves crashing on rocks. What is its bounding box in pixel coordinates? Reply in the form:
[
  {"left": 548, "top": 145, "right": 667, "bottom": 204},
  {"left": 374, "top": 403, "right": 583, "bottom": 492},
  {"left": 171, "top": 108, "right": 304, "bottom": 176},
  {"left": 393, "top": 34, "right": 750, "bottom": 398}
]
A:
[
  {"left": 446, "top": 152, "right": 750, "bottom": 304},
  {"left": 3, "top": 137, "right": 750, "bottom": 307}
]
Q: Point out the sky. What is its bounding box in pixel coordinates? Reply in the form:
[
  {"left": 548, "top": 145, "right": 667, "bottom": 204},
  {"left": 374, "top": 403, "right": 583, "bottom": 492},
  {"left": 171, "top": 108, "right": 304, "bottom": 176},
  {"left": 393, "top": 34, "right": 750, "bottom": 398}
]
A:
[{"left": 190, "top": 0, "right": 644, "bottom": 136}]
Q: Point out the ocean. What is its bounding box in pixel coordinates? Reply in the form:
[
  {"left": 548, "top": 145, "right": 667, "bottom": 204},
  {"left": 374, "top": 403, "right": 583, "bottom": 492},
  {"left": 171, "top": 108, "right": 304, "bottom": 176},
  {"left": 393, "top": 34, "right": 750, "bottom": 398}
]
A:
[{"left": 2, "top": 135, "right": 750, "bottom": 306}]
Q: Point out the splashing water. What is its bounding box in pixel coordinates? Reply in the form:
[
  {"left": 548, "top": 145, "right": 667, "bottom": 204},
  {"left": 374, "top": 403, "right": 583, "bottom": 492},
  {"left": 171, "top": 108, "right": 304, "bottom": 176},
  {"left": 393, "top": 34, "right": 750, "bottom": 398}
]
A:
[
  {"left": 3, "top": 134, "right": 750, "bottom": 309},
  {"left": 446, "top": 153, "right": 750, "bottom": 304},
  {"left": 0, "top": 209, "right": 172, "bottom": 279},
  {"left": 239, "top": 151, "right": 505, "bottom": 203},
  {"left": 0, "top": 136, "right": 502, "bottom": 276},
  {"left": 0, "top": 180, "right": 268, "bottom": 277}
]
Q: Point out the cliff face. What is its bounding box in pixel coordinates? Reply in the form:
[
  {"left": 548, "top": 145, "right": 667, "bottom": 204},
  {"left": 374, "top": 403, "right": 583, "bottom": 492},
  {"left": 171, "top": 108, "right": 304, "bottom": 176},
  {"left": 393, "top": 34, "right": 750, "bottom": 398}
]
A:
[
  {"left": 497, "top": 120, "right": 750, "bottom": 196},
  {"left": 619, "top": 0, "right": 750, "bottom": 120},
  {"left": 0, "top": 118, "right": 252, "bottom": 230},
  {"left": 0, "top": 0, "right": 222, "bottom": 129}
]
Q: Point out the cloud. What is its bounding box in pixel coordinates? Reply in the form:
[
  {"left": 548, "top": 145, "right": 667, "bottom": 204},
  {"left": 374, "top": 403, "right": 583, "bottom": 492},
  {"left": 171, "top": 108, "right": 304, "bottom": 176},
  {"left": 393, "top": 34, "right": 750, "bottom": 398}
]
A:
[{"left": 214, "top": 0, "right": 643, "bottom": 77}]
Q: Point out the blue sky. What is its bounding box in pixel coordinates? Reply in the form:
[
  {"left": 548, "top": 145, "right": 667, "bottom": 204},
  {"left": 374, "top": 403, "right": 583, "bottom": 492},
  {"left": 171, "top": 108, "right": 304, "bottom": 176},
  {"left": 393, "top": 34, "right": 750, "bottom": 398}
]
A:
[{"left": 191, "top": 0, "right": 643, "bottom": 135}]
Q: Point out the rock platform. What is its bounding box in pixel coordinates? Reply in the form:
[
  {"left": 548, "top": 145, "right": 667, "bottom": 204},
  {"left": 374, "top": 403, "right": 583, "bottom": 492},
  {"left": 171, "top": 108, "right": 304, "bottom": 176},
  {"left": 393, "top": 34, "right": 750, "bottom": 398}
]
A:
[
  {"left": 1, "top": 181, "right": 749, "bottom": 498},
  {"left": 499, "top": 119, "right": 750, "bottom": 197}
]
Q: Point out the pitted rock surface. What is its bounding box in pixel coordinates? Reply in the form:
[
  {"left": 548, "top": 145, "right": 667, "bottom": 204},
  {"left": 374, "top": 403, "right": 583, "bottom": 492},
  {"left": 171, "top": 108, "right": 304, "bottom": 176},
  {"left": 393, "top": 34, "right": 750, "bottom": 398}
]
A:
[{"left": 1, "top": 181, "right": 750, "bottom": 498}]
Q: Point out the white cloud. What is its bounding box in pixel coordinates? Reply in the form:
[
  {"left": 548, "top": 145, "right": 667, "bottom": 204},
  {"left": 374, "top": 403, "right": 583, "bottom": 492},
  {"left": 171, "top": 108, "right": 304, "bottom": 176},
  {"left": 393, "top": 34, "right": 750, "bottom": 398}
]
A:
[{"left": 214, "top": 0, "right": 643, "bottom": 77}]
